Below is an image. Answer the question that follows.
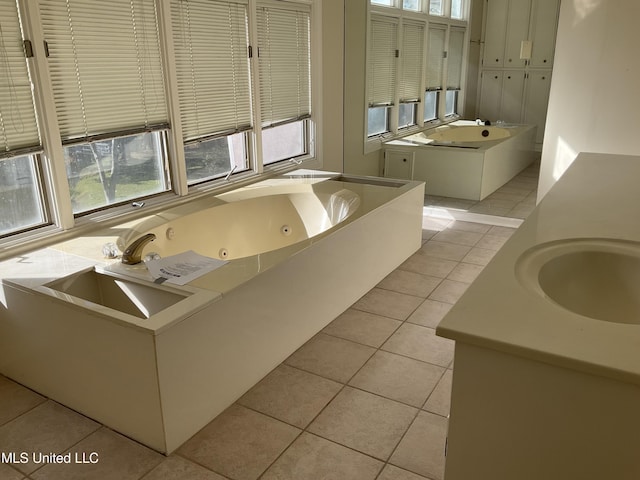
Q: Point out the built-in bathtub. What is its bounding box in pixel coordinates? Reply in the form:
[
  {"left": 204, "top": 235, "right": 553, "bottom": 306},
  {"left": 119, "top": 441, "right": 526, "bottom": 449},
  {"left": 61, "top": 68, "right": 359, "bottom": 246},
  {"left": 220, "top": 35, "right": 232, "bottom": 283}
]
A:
[
  {"left": 0, "top": 171, "right": 424, "bottom": 453},
  {"left": 118, "top": 187, "right": 361, "bottom": 263},
  {"left": 384, "top": 120, "right": 536, "bottom": 200}
]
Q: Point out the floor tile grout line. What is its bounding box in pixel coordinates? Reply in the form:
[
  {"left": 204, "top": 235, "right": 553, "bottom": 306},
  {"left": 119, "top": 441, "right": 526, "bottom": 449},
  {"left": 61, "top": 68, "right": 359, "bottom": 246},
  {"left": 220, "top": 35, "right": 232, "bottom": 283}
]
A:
[
  {"left": 171, "top": 452, "right": 230, "bottom": 479},
  {"left": 0, "top": 396, "right": 47, "bottom": 429}
]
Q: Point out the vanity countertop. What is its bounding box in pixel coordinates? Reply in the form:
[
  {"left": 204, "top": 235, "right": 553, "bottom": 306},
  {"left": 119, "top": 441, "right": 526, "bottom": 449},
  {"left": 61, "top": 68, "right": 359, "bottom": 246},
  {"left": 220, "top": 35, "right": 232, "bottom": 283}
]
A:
[{"left": 436, "top": 152, "right": 640, "bottom": 385}]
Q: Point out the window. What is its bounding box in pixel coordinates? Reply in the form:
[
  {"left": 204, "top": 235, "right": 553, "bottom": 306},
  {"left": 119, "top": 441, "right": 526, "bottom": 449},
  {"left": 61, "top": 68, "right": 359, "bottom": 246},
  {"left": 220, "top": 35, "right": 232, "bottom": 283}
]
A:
[
  {"left": 0, "top": 0, "right": 48, "bottom": 235},
  {"left": 170, "top": 0, "right": 251, "bottom": 184},
  {"left": 0, "top": 155, "right": 47, "bottom": 236},
  {"left": 63, "top": 131, "right": 168, "bottom": 213},
  {"left": 429, "top": 0, "right": 443, "bottom": 15},
  {"left": 183, "top": 134, "right": 247, "bottom": 184},
  {"left": 424, "top": 90, "right": 438, "bottom": 121},
  {"left": 40, "top": 0, "right": 170, "bottom": 214},
  {"left": 398, "top": 21, "right": 424, "bottom": 129},
  {"left": 366, "top": 1, "right": 468, "bottom": 144},
  {"left": 1, "top": 0, "right": 317, "bottom": 246},
  {"left": 425, "top": 24, "right": 446, "bottom": 118},
  {"left": 451, "top": 0, "right": 464, "bottom": 19},
  {"left": 446, "top": 26, "right": 465, "bottom": 117},
  {"left": 403, "top": 0, "right": 421, "bottom": 11},
  {"left": 445, "top": 90, "right": 457, "bottom": 116},
  {"left": 367, "top": 16, "right": 397, "bottom": 136},
  {"left": 398, "top": 103, "right": 416, "bottom": 128},
  {"left": 257, "top": 3, "right": 312, "bottom": 164},
  {"left": 368, "top": 107, "right": 390, "bottom": 137}
]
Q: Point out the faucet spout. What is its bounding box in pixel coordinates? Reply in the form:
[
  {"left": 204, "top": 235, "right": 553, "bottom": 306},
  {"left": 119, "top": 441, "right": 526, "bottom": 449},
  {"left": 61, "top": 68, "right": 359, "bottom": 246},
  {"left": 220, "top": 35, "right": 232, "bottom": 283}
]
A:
[{"left": 121, "top": 233, "right": 156, "bottom": 265}]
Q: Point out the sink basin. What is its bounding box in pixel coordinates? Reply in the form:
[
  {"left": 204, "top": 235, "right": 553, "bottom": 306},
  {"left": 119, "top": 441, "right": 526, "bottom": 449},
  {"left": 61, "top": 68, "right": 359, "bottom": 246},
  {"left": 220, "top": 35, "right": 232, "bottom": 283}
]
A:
[
  {"left": 515, "top": 239, "right": 640, "bottom": 324},
  {"left": 43, "top": 267, "right": 191, "bottom": 319},
  {"left": 21, "top": 266, "right": 220, "bottom": 331}
]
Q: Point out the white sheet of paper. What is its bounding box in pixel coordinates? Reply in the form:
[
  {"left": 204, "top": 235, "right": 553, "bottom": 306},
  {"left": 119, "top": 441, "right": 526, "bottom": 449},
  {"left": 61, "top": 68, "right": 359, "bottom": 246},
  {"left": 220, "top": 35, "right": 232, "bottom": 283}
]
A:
[{"left": 144, "top": 250, "right": 227, "bottom": 285}]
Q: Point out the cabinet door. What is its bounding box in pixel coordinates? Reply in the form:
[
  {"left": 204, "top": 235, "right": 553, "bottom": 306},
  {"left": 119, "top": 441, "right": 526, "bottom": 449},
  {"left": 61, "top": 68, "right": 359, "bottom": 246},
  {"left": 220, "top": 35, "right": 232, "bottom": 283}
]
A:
[
  {"left": 504, "top": 0, "right": 531, "bottom": 68},
  {"left": 500, "top": 71, "right": 526, "bottom": 123},
  {"left": 523, "top": 70, "right": 552, "bottom": 144},
  {"left": 529, "top": 0, "right": 559, "bottom": 67},
  {"left": 478, "top": 71, "right": 503, "bottom": 123},
  {"left": 482, "top": 0, "right": 509, "bottom": 67},
  {"left": 384, "top": 150, "right": 414, "bottom": 180}
]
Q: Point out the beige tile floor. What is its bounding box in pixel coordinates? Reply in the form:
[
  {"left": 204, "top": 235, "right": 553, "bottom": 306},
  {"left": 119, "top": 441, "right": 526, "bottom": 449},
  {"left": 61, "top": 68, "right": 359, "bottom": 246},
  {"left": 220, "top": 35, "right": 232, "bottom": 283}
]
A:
[
  {"left": 0, "top": 166, "right": 537, "bottom": 480},
  {"left": 426, "top": 157, "right": 540, "bottom": 219}
]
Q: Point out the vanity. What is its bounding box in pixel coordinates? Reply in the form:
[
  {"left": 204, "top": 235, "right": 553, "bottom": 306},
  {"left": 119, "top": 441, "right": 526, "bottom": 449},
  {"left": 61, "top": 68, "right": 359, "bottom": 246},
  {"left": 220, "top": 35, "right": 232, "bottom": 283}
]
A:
[{"left": 437, "top": 153, "right": 640, "bottom": 480}]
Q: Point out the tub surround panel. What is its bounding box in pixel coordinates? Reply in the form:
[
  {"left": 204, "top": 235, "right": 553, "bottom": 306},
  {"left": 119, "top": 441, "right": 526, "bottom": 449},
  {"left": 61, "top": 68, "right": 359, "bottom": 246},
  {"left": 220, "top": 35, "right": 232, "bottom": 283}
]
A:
[
  {"left": 0, "top": 286, "right": 166, "bottom": 452},
  {"left": 0, "top": 171, "right": 424, "bottom": 454},
  {"left": 437, "top": 153, "right": 640, "bottom": 479}
]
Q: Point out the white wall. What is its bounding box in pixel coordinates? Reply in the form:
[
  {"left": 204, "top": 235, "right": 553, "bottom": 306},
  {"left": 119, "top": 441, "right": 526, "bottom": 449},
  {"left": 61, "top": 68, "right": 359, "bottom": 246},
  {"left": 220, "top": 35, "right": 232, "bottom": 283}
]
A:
[
  {"left": 343, "top": 0, "right": 384, "bottom": 176},
  {"left": 538, "top": 0, "right": 640, "bottom": 201},
  {"left": 320, "top": 0, "right": 345, "bottom": 173}
]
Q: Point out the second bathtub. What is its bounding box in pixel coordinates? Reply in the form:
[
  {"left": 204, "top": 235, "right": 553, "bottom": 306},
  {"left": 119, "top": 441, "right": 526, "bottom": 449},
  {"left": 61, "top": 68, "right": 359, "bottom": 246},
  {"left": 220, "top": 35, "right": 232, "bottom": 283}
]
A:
[{"left": 384, "top": 121, "right": 536, "bottom": 200}]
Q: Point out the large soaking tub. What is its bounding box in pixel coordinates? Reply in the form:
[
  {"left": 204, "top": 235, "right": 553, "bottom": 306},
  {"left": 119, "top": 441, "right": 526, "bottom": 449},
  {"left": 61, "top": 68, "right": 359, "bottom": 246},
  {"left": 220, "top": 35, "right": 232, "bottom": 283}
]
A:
[
  {"left": 117, "top": 187, "right": 361, "bottom": 262},
  {"left": 0, "top": 171, "right": 424, "bottom": 454},
  {"left": 384, "top": 121, "right": 536, "bottom": 200}
]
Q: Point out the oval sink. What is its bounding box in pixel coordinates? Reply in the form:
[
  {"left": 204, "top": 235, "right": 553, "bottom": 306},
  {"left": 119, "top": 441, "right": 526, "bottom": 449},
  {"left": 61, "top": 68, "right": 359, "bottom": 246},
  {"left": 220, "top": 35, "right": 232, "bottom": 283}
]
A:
[{"left": 515, "top": 239, "right": 640, "bottom": 324}]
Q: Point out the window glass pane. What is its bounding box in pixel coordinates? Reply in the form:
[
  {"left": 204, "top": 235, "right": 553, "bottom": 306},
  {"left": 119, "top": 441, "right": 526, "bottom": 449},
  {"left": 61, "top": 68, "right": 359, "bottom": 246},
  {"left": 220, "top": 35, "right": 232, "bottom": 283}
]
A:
[
  {"left": 429, "top": 0, "right": 443, "bottom": 15},
  {"left": 424, "top": 91, "right": 438, "bottom": 121},
  {"left": 451, "top": 0, "right": 464, "bottom": 19},
  {"left": 399, "top": 104, "right": 417, "bottom": 129},
  {"left": 262, "top": 121, "right": 306, "bottom": 165},
  {"left": 66, "top": 131, "right": 169, "bottom": 214},
  {"left": 403, "top": 0, "right": 420, "bottom": 11},
  {"left": 371, "top": 0, "right": 393, "bottom": 5},
  {"left": 0, "top": 155, "right": 46, "bottom": 236},
  {"left": 445, "top": 89, "right": 458, "bottom": 116},
  {"left": 185, "top": 133, "right": 248, "bottom": 184},
  {"left": 368, "top": 107, "right": 389, "bottom": 137}
]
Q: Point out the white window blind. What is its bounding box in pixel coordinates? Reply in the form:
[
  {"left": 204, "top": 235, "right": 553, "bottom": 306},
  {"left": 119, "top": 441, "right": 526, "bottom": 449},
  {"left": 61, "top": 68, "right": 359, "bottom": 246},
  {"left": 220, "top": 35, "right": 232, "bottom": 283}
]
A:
[
  {"left": 257, "top": 3, "right": 311, "bottom": 128},
  {"left": 368, "top": 16, "right": 398, "bottom": 107},
  {"left": 0, "top": 0, "right": 41, "bottom": 157},
  {"left": 39, "top": 0, "right": 168, "bottom": 143},
  {"left": 399, "top": 21, "right": 424, "bottom": 103},
  {"left": 171, "top": 0, "right": 251, "bottom": 143},
  {"left": 447, "top": 26, "right": 465, "bottom": 89},
  {"left": 425, "top": 24, "right": 445, "bottom": 90}
]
